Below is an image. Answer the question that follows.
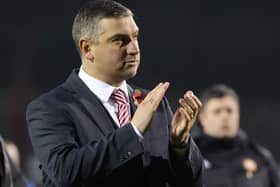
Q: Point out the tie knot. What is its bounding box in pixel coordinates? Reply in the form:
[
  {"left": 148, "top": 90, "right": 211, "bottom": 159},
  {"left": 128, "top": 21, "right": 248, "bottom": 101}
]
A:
[{"left": 111, "top": 89, "right": 127, "bottom": 105}]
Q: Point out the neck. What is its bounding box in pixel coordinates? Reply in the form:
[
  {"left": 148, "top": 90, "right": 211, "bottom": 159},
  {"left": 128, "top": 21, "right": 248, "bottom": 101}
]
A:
[{"left": 81, "top": 64, "right": 124, "bottom": 87}]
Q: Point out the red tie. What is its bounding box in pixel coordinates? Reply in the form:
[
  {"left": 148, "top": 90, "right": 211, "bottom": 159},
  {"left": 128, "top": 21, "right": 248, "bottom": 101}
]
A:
[{"left": 111, "top": 89, "right": 130, "bottom": 126}]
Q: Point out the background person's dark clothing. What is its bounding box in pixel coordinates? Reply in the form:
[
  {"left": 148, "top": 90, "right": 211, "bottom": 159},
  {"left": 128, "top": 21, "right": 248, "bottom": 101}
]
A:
[
  {"left": 0, "top": 135, "right": 28, "bottom": 187},
  {"left": 193, "top": 129, "right": 280, "bottom": 187}
]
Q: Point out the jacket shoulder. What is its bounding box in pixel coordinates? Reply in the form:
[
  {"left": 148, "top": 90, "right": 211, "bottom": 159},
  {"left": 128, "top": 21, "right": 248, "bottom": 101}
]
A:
[{"left": 26, "top": 84, "right": 72, "bottom": 112}]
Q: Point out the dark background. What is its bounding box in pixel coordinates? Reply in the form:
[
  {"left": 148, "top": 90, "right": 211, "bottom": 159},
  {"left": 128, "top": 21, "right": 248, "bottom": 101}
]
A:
[{"left": 1, "top": 0, "right": 280, "bottom": 185}]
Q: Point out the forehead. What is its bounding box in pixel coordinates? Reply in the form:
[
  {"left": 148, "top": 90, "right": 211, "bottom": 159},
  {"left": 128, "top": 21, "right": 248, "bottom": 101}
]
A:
[
  {"left": 204, "top": 96, "right": 239, "bottom": 110},
  {"left": 98, "top": 16, "right": 139, "bottom": 37}
]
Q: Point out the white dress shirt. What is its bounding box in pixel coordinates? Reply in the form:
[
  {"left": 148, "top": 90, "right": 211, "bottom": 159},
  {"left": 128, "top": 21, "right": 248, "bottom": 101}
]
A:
[{"left": 78, "top": 66, "right": 143, "bottom": 139}]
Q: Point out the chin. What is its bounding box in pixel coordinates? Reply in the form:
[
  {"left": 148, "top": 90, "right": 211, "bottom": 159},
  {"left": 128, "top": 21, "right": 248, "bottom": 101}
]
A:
[
  {"left": 222, "top": 132, "right": 236, "bottom": 138},
  {"left": 127, "top": 67, "right": 139, "bottom": 77},
  {"left": 120, "top": 71, "right": 137, "bottom": 81}
]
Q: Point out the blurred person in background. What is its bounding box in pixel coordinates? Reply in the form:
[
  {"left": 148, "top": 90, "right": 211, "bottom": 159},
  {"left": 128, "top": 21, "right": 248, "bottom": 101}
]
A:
[
  {"left": 0, "top": 135, "right": 28, "bottom": 187},
  {"left": 5, "top": 141, "right": 21, "bottom": 169},
  {"left": 26, "top": 0, "right": 203, "bottom": 186},
  {"left": 192, "top": 84, "right": 280, "bottom": 187},
  {"left": 5, "top": 140, "right": 37, "bottom": 187}
]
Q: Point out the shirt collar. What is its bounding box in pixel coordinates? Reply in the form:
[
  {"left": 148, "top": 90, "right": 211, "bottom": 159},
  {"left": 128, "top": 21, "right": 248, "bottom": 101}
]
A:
[{"left": 78, "top": 66, "right": 129, "bottom": 102}]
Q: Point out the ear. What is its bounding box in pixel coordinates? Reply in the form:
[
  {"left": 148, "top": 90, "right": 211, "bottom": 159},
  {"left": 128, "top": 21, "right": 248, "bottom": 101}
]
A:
[{"left": 79, "top": 38, "right": 94, "bottom": 61}]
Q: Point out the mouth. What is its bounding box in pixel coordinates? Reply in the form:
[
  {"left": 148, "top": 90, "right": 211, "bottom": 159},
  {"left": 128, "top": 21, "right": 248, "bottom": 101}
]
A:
[
  {"left": 221, "top": 125, "right": 231, "bottom": 131},
  {"left": 124, "top": 59, "right": 139, "bottom": 64}
]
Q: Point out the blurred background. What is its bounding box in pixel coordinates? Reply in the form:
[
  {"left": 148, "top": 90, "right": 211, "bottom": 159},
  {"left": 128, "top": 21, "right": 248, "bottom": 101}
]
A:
[{"left": 1, "top": 0, "right": 280, "bottom": 186}]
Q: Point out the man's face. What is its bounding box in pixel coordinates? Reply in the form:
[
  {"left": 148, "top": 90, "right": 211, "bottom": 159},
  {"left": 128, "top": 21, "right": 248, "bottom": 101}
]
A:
[
  {"left": 199, "top": 96, "right": 240, "bottom": 138},
  {"left": 87, "top": 16, "right": 140, "bottom": 85}
]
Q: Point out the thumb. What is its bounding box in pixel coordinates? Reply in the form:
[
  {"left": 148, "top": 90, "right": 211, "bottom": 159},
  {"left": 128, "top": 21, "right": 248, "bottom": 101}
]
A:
[{"left": 171, "top": 108, "right": 184, "bottom": 125}]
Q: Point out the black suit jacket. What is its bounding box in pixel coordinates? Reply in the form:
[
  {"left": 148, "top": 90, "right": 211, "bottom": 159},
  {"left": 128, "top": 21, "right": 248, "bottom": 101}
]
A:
[{"left": 26, "top": 69, "right": 203, "bottom": 187}]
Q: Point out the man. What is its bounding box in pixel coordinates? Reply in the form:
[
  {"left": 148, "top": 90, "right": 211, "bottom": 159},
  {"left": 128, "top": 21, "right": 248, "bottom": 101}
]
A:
[
  {"left": 0, "top": 135, "right": 28, "bottom": 187},
  {"left": 193, "top": 84, "right": 280, "bottom": 187},
  {"left": 26, "top": 0, "right": 203, "bottom": 186}
]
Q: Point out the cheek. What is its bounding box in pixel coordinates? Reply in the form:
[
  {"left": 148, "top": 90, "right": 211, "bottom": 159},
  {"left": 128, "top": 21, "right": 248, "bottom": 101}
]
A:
[
  {"left": 208, "top": 114, "right": 220, "bottom": 124},
  {"left": 232, "top": 116, "right": 240, "bottom": 128},
  {"left": 109, "top": 50, "right": 126, "bottom": 64},
  {"left": 229, "top": 113, "right": 239, "bottom": 123},
  {"left": 96, "top": 50, "right": 121, "bottom": 64},
  {"left": 96, "top": 46, "right": 121, "bottom": 57},
  {"left": 203, "top": 115, "right": 219, "bottom": 129}
]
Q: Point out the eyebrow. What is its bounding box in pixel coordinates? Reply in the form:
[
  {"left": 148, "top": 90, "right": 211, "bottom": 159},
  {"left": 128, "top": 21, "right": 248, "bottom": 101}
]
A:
[
  {"left": 107, "top": 29, "right": 139, "bottom": 42},
  {"left": 107, "top": 34, "right": 128, "bottom": 42}
]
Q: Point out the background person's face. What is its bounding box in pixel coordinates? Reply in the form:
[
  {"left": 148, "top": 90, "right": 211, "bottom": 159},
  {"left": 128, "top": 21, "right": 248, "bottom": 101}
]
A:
[
  {"left": 199, "top": 96, "right": 240, "bottom": 138},
  {"left": 89, "top": 16, "right": 140, "bottom": 85}
]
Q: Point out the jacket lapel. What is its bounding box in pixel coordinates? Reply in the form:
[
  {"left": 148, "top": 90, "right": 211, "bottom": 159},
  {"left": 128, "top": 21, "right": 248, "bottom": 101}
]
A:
[
  {"left": 62, "top": 69, "right": 116, "bottom": 135},
  {"left": 127, "top": 84, "right": 137, "bottom": 116}
]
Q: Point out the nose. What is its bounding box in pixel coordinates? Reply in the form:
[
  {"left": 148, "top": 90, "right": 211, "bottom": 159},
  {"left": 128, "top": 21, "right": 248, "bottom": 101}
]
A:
[
  {"left": 220, "top": 109, "right": 231, "bottom": 119},
  {"left": 127, "top": 39, "right": 139, "bottom": 55}
]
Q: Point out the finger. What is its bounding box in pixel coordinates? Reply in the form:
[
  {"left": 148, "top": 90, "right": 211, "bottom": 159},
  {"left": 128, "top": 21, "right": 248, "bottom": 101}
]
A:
[
  {"left": 143, "top": 82, "right": 163, "bottom": 101},
  {"left": 183, "top": 91, "right": 200, "bottom": 112},
  {"left": 145, "top": 82, "right": 169, "bottom": 107},
  {"left": 179, "top": 98, "right": 194, "bottom": 118},
  {"left": 172, "top": 108, "right": 192, "bottom": 144},
  {"left": 142, "top": 83, "right": 163, "bottom": 106},
  {"left": 152, "top": 82, "right": 169, "bottom": 107},
  {"left": 174, "top": 108, "right": 191, "bottom": 137},
  {"left": 170, "top": 108, "right": 182, "bottom": 130},
  {"left": 189, "top": 94, "right": 202, "bottom": 118},
  {"left": 178, "top": 107, "right": 192, "bottom": 124},
  {"left": 181, "top": 130, "right": 190, "bottom": 143},
  {"left": 189, "top": 91, "right": 202, "bottom": 109},
  {"left": 170, "top": 108, "right": 181, "bottom": 127}
]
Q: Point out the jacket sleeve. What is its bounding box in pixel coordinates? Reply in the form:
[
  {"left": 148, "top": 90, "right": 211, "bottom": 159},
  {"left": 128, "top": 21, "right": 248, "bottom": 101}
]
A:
[
  {"left": 162, "top": 97, "right": 204, "bottom": 187},
  {"left": 26, "top": 97, "right": 144, "bottom": 186}
]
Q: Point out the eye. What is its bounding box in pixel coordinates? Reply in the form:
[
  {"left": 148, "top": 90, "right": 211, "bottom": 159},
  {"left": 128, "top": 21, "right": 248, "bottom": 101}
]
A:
[
  {"left": 213, "top": 109, "right": 221, "bottom": 115},
  {"left": 113, "top": 39, "right": 122, "bottom": 46},
  {"left": 112, "top": 36, "right": 130, "bottom": 46},
  {"left": 226, "top": 108, "right": 233, "bottom": 114},
  {"left": 112, "top": 38, "right": 123, "bottom": 46}
]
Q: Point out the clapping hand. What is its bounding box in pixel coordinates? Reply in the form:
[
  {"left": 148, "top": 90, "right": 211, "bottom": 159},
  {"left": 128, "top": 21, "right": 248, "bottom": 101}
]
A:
[
  {"left": 170, "top": 91, "right": 202, "bottom": 146},
  {"left": 131, "top": 82, "right": 170, "bottom": 134}
]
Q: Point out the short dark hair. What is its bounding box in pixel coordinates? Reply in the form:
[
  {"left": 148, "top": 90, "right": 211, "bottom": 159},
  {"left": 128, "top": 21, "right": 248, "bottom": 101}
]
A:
[
  {"left": 72, "top": 0, "right": 133, "bottom": 53},
  {"left": 199, "top": 84, "right": 239, "bottom": 111}
]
